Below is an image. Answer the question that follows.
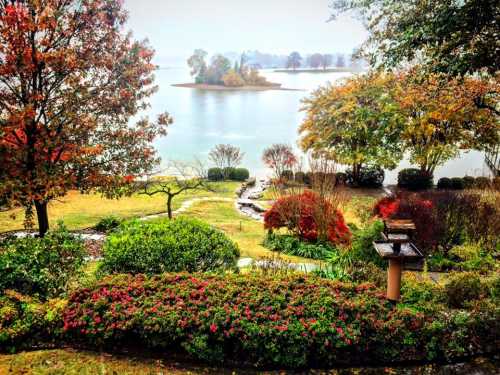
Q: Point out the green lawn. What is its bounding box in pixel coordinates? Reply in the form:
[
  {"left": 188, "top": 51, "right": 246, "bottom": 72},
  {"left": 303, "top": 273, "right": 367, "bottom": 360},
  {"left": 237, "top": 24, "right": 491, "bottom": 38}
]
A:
[
  {"left": 0, "top": 181, "right": 240, "bottom": 233},
  {"left": 179, "top": 200, "right": 319, "bottom": 264}
]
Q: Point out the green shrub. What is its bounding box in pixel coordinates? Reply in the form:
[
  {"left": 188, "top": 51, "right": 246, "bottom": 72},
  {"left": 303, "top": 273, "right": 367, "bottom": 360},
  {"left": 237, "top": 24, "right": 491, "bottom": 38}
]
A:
[
  {"left": 263, "top": 232, "right": 335, "bottom": 260},
  {"left": 0, "top": 224, "right": 86, "bottom": 299},
  {"left": 463, "top": 176, "right": 475, "bottom": 189},
  {"left": 347, "top": 166, "right": 385, "bottom": 187},
  {"left": 62, "top": 273, "right": 500, "bottom": 368},
  {"left": 0, "top": 291, "right": 65, "bottom": 353},
  {"left": 229, "top": 168, "right": 250, "bottom": 181},
  {"left": 401, "top": 273, "right": 445, "bottom": 310},
  {"left": 445, "top": 272, "right": 484, "bottom": 308},
  {"left": 437, "top": 177, "right": 452, "bottom": 189},
  {"left": 93, "top": 215, "right": 122, "bottom": 233},
  {"left": 350, "top": 220, "right": 385, "bottom": 267},
  {"left": 348, "top": 261, "right": 386, "bottom": 288},
  {"left": 397, "top": 168, "right": 433, "bottom": 190},
  {"left": 450, "top": 177, "right": 465, "bottom": 190},
  {"left": 474, "top": 177, "right": 491, "bottom": 189},
  {"left": 207, "top": 168, "right": 224, "bottom": 181},
  {"left": 99, "top": 217, "right": 240, "bottom": 275}
]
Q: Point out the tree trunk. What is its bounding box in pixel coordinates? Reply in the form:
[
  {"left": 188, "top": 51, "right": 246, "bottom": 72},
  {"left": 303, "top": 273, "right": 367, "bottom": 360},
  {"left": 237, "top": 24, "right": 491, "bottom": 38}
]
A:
[
  {"left": 167, "top": 195, "right": 173, "bottom": 219},
  {"left": 352, "top": 163, "right": 362, "bottom": 186},
  {"left": 34, "top": 200, "right": 49, "bottom": 237}
]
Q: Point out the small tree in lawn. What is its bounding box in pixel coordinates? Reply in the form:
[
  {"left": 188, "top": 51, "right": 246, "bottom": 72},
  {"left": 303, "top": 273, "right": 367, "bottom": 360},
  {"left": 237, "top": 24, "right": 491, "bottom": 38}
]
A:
[
  {"left": 209, "top": 144, "right": 244, "bottom": 178},
  {"left": 137, "top": 161, "right": 214, "bottom": 219},
  {"left": 0, "top": 0, "right": 172, "bottom": 236},
  {"left": 262, "top": 144, "right": 297, "bottom": 179}
]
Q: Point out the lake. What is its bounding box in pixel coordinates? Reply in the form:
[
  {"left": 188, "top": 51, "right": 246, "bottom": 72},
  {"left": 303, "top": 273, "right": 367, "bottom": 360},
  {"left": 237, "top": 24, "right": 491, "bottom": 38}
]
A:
[{"left": 149, "top": 67, "right": 492, "bottom": 184}]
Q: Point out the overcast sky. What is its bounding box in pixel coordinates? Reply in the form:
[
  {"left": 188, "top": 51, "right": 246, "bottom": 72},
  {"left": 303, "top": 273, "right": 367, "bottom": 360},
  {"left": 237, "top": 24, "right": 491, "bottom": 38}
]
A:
[{"left": 123, "top": 0, "right": 367, "bottom": 64}]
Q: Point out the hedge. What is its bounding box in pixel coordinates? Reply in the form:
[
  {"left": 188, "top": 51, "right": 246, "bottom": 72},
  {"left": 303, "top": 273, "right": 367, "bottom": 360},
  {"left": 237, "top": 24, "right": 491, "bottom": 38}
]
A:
[
  {"left": 397, "top": 168, "right": 433, "bottom": 190},
  {"left": 59, "top": 274, "right": 499, "bottom": 368}
]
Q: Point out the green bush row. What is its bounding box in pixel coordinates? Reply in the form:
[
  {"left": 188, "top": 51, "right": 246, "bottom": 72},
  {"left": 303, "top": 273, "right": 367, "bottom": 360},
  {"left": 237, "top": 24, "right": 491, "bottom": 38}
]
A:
[
  {"left": 207, "top": 167, "right": 250, "bottom": 181},
  {"left": 437, "top": 176, "right": 497, "bottom": 190}
]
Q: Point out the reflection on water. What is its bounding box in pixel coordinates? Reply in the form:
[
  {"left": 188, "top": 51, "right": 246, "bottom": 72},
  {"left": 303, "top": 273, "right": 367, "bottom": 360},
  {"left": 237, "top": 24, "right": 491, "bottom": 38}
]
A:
[{"left": 149, "top": 68, "right": 491, "bottom": 183}]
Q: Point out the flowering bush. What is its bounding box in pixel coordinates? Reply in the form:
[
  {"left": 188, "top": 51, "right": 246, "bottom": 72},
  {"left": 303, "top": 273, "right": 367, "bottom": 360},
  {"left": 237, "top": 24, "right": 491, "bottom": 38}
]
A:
[
  {"left": 60, "top": 273, "right": 499, "bottom": 368},
  {"left": 264, "top": 190, "right": 351, "bottom": 245}
]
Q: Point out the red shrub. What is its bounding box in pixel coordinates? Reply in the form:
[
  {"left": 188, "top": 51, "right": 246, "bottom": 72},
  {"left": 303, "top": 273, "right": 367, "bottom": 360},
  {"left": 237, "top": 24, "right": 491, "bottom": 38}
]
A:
[{"left": 264, "top": 190, "right": 350, "bottom": 245}]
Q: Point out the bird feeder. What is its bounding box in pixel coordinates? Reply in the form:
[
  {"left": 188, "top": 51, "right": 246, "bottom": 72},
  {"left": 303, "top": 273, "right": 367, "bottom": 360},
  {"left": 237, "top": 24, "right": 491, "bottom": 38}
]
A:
[{"left": 373, "top": 220, "right": 423, "bottom": 301}]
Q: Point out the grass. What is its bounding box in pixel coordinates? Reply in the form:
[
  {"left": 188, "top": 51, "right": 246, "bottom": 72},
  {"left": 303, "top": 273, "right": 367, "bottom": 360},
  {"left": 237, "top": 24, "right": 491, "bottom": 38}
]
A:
[
  {"left": 0, "top": 182, "right": 240, "bottom": 233},
  {"left": 179, "top": 200, "right": 318, "bottom": 264},
  {"left": 0, "top": 349, "right": 234, "bottom": 375}
]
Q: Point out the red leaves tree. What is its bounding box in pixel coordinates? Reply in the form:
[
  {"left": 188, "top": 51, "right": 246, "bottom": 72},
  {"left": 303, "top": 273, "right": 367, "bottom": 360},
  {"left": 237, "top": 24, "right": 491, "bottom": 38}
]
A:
[
  {"left": 262, "top": 143, "right": 297, "bottom": 179},
  {"left": 0, "top": 1, "right": 172, "bottom": 236}
]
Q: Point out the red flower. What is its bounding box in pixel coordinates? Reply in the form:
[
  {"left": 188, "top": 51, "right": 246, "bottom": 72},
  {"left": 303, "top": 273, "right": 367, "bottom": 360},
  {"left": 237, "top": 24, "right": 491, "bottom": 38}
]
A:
[{"left": 210, "top": 323, "right": 217, "bottom": 333}]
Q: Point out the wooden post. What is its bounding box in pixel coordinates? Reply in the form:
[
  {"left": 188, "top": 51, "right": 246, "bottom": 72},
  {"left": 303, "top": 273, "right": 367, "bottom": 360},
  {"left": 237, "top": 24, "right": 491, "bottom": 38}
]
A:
[{"left": 387, "top": 258, "right": 403, "bottom": 301}]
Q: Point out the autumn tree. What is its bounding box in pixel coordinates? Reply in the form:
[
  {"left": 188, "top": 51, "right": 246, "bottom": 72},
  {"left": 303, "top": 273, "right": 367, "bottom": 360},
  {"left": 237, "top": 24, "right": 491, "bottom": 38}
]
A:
[
  {"left": 262, "top": 144, "right": 297, "bottom": 179},
  {"left": 0, "top": 0, "right": 171, "bottom": 236},
  {"left": 394, "top": 70, "right": 499, "bottom": 174},
  {"left": 187, "top": 49, "right": 208, "bottom": 83},
  {"left": 209, "top": 144, "right": 244, "bottom": 178},
  {"left": 137, "top": 161, "right": 213, "bottom": 219},
  {"left": 205, "top": 54, "right": 231, "bottom": 85},
  {"left": 299, "top": 72, "right": 404, "bottom": 184},
  {"left": 286, "top": 52, "right": 302, "bottom": 70},
  {"left": 330, "top": 0, "right": 499, "bottom": 76}
]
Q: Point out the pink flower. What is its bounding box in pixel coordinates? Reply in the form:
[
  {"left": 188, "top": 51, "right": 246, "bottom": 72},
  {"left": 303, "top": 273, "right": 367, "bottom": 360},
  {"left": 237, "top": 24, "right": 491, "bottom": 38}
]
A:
[{"left": 210, "top": 323, "right": 217, "bottom": 333}]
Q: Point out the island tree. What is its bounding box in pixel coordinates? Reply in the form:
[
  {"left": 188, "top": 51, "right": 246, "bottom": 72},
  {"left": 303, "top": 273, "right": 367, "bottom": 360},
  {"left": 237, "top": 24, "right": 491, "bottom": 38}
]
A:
[
  {"left": 299, "top": 72, "right": 404, "bottom": 184},
  {"left": 394, "top": 70, "right": 499, "bottom": 174},
  {"left": 0, "top": 0, "right": 171, "bottom": 236},
  {"left": 286, "top": 52, "right": 302, "bottom": 70},
  {"left": 330, "top": 0, "right": 499, "bottom": 76},
  {"left": 187, "top": 49, "right": 208, "bottom": 83}
]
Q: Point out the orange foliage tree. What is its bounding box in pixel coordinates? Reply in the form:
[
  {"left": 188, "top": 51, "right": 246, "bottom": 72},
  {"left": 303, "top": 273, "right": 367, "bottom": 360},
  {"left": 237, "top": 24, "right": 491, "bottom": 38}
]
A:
[
  {"left": 0, "top": 1, "right": 172, "bottom": 236},
  {"left": 395, "top": 71, "right": 499, "bottom": 174}
]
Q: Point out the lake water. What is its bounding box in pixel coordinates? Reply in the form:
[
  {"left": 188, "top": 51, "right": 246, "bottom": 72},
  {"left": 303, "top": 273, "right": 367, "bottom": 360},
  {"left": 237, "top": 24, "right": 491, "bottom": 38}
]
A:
[{"left": 149, "top": 67, "right": 492, "bottom": 184}]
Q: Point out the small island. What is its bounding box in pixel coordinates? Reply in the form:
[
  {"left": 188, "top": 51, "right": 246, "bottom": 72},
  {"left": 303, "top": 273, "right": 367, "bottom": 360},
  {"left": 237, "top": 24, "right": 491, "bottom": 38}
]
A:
[{"left": 173, "top": 49, "right": 300, "bottom": 91}]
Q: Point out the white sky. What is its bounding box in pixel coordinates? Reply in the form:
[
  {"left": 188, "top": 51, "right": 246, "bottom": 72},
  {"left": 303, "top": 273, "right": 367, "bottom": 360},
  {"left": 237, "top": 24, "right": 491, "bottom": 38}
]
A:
[{"left": 123, "top": 0, "right": 368, "bottom": 64}]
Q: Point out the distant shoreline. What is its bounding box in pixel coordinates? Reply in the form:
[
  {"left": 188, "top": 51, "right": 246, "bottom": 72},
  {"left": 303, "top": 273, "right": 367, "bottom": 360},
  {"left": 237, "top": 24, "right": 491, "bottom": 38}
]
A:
[
  {"left": 172, "top": 83, "right": 304, "bottom": 91},
  {"left": 274, "top": 67, "right": 360, "bottom": 73}
]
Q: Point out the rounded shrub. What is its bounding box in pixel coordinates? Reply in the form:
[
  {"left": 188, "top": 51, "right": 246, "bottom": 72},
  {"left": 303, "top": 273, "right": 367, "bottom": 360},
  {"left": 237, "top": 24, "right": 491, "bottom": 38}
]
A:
[
  {"left": 463, "top": 176, "right": 475, "bottom": 189},
  {"left": 207, "top": 168, "right": 224, "bottom": 181},
  {"left": 445, "top": 272, "right": 484, "bottom": 308},
  {"left": 397, "top": 168, "right": 433, "bottom": 190},
  {"left": 0, "top": 224, "right": 86, "bottom": 299},
  {"left": 450, "top": 177, "right": 465, "bottom": 190},
  {"left": 280, "top": 170, "right": 294, "bottom": 181},
  {"left": 474, "top": 177, "right": 491, "bottom": 189},
  {"left": 346, "top": 166, "right": 385, "bottom": 187},
  {"left": 437, "top": 177, "right": 452, "bottom": 189},
  {"left": 94, "top": 215, "right": 122, "bottom": 233},
  {"left": 493, "top": 177, "right": 500, "bottom": 191},
  {"left": 229, "top": 168, "right": 250, "bottom": 181},
  {"left": 100, "top": 217, "right": 240, "bottom": 275}
]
